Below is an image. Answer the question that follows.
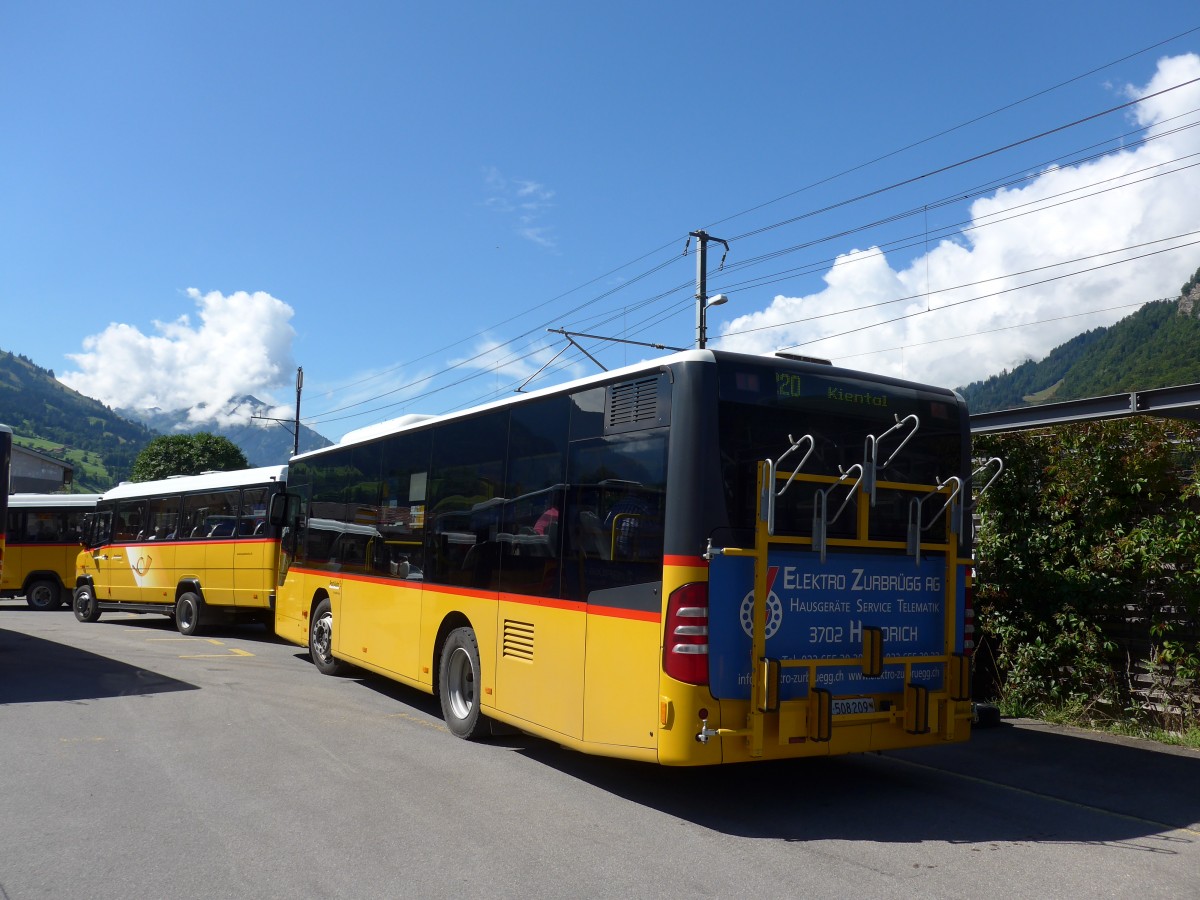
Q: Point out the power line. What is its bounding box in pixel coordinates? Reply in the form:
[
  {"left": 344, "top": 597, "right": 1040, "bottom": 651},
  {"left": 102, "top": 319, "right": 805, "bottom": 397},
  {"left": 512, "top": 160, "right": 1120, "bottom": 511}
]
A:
[
  {"left": 778, "top": 237, "right": 1200, "bottom": 353},
  {"left": 700, "top": 25, "right": 1200, "bottom": 235},
  {"left": 305, "top": 39, "right": 1200, "bottom": 430},
  {"left": 725, "top": 75, "right": 1200, "bottom": 244},
  {"left": 832, "top": 298, "right": 1166, "bottom": 363}
]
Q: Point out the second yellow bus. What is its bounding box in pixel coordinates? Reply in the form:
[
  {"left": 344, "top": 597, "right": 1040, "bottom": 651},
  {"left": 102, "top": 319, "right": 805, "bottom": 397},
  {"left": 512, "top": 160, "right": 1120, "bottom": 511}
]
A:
[{"left": 73, "top": 466, "right": 287, "bottom": 634}]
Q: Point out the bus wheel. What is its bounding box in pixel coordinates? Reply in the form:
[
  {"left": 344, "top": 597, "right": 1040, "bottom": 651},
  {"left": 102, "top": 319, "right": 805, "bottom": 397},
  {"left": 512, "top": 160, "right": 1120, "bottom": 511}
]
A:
[
  {"left": 309, "top": 598, "right": 343, "bottom": 675},
  {"left": 438, "top": 627, "right": 488, "bottom": 740},
  {"left": 26, "top": 578, "right": 61, "bottom": 611},
  {"left": 73, "top": 586, "right": 101, "bottom": 623},
  {"left": 175, "top": 592, "right": 204, "bottom": 636}
]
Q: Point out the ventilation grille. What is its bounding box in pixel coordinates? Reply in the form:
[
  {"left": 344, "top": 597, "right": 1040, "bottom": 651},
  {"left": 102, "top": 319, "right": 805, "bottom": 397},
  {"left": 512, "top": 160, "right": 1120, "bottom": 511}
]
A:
[
  {"left": 608, "top": 377, "right": 658, "bottom": 427},
  {"left": 503, "top": 619, "right": 534, "bottom": 662}
]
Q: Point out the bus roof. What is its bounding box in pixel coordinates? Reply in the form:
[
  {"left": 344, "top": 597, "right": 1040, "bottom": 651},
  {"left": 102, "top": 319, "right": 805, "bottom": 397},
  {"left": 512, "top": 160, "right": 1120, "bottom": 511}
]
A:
[
  {"left": 298, "top": 348, "right": 962, "bottom": 460},
  {"left": 9, "top": 493, "right": 102, "bottom": 508},
  {"left": 100, "top": 465, "right": 288, "bottom": 502}
]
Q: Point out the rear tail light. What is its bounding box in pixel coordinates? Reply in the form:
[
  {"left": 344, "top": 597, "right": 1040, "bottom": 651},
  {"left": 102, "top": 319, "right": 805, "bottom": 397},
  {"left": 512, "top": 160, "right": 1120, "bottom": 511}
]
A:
[{"left": 664, "top": 582, "right": 709, "bottom": 685}]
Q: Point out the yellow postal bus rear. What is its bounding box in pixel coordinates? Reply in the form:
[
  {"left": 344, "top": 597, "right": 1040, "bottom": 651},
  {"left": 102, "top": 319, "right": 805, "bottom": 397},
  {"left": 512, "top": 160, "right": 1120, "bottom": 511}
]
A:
[{"left": 272, "top": 350, "right": 993, "bottom": 764}]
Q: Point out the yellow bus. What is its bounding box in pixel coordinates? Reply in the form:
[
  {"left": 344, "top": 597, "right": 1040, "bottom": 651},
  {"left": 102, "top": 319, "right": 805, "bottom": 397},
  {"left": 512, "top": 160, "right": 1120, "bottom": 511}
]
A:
[
  {"left": 273, "top": 349, "right": 987, "bottom": 765},
  {"left": 2, "top": 493, "right": 100, "bottom": 609},
  {"left": 73, "top": 466, "right": 287, "bottom": 635},
  {"left": 0, "top": 424, "right": 11, "bottom": 585}
]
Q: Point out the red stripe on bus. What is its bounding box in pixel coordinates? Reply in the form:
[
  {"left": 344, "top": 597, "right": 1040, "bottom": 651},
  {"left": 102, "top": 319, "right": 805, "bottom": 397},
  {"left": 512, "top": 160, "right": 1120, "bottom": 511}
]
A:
[
  {"left": 587, "top": 604, "right": 661, "bottom": 623},
  {"left": 664, "top": 554, "right": 707, "bottom": 568},
  {"left": 287, "top": 568, "right": 660, "bottom": 620}
]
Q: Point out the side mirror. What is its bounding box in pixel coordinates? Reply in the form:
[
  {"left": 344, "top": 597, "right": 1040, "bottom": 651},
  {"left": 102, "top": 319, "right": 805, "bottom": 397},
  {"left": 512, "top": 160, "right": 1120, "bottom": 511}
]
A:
[{"left": 269, "top": 493, "right": 302, "bottom": 528}]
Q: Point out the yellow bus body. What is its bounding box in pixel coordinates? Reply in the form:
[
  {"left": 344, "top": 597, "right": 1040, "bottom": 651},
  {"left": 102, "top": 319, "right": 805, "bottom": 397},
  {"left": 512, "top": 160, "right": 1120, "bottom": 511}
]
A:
[
  {"left": 274, "top": 352, "right": 977, "bottom": 765},
  {"left": 74, "top": 466, "right": 286, "bottom": 632},
  {"left": 3, "top": 494, "right": 99, "bottom": 610},
  {"left": 276, "top": 553, "right": 972, "bottom": 765}
]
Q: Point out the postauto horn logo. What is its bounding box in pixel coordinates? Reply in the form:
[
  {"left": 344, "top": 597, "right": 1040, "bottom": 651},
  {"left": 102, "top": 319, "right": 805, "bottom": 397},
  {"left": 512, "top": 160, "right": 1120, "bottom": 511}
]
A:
[{"left": 738, "top": 566, "right": 783, "bottom": 639}]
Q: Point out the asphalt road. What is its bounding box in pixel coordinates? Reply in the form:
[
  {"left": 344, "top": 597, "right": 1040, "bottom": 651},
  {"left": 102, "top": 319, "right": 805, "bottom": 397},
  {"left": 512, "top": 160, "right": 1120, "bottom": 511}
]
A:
[{"left": 1, "top": 600, "right": 1197, "bottom": 900}]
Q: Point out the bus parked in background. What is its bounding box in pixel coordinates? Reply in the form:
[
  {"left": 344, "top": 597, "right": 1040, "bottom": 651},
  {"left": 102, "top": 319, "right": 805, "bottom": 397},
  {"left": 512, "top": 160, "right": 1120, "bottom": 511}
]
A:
[
  {"left": 73, "top": 466, "right": 287, "bottom": 635},
  {"left": 273, "top": 349, "right": 988, "bottom": 765},
  {"left": 0, "top": 424, "right": 11, "bottom": 584},
  {"left": 2, "top": 493, "right": 100, "bottom": 609}
]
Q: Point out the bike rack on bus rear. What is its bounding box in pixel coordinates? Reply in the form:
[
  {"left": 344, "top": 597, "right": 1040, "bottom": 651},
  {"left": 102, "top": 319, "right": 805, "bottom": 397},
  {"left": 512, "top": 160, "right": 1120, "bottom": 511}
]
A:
[{"left": 701, "top": 415, "right": 978, "bottom": 756}]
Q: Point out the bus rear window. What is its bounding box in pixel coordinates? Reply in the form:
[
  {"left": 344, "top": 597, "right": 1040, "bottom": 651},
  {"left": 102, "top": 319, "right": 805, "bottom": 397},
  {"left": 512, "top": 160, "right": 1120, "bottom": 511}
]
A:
[{"left": 717, "top": 362, "right": 964, "bottom": 541}]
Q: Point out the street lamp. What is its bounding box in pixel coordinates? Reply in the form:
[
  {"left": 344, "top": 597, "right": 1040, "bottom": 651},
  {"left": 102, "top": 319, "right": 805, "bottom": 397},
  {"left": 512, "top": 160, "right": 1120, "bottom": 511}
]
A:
[{"left": 699, "top": 293, "right": 728, "bottom": 350}]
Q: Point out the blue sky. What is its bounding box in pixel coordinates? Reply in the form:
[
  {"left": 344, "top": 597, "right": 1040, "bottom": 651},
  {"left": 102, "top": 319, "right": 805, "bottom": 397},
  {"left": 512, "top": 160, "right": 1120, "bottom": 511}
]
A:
[{"left": 4, "top": 2, "right": 1200, "bottom": 441}]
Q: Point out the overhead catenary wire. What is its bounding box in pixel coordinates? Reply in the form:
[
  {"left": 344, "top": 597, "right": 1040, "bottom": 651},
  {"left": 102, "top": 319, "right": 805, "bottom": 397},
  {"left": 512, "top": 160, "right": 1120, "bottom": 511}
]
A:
[
  {"left": 832, "top": 298, "right": 1169, "bottom": 364},
  {"left": 304, "top": 46, "right": 1200, "bottom": 430},
  {"left": 308, "top": 31, "right": 1200, "bottom": 414},
  {"left": 418, "top": 230, "right": 1200, "bottom": 417},
  {"left": 777, "top": 236, "right": 1200, "bottom": 353}
]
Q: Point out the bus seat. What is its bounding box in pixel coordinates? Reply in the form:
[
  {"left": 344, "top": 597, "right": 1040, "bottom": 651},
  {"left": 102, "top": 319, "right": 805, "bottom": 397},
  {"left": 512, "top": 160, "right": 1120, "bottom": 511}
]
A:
[{"left": 577, "top": 510, "right": 609, "bottom": 560}]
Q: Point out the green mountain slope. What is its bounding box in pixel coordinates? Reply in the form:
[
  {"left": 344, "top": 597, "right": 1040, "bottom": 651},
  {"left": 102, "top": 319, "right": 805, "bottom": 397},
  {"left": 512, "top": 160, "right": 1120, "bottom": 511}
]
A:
[
  {"left": 960, "top": 265, "right": 1200, "bottom": 414},
  {"left": 0, "top": 350, "right": 158, "bottom": 490},
  {"left": 0, "top": 351, "right": 334, "bottom": 490}
]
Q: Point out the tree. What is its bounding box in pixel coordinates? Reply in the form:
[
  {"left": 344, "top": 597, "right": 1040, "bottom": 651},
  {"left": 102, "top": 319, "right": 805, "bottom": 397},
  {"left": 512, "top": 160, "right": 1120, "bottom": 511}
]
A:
[
  {"left": 130, "top": 433, "right": 249, "bottom": 481},
  {"left": 973, "top": 418, "right": 1200, "bottom": 728}
]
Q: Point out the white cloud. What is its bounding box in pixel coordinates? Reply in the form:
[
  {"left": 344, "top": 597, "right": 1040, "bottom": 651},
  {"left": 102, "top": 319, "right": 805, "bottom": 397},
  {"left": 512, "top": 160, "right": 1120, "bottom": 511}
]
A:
[
  {"left": 484, "top": 166, "right": 558, "bottom": 249},
  {"left": 59, "top": 288, "right": 298, "bottom": 428},
  {"left": 717, "top": 54, "right": 1200, "bottom": 390}
]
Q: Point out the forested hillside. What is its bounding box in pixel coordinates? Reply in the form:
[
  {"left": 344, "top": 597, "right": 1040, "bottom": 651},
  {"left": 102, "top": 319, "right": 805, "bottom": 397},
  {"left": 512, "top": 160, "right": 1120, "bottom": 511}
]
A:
[
  {"left": 0, "top": 349, "right": 332, "bottom": 489},
  {"left": 960, "top": 265, "right": 1200, "bottom": 413},
  {"left": 0, "top": 350, "right": 157, "bottom": 489}
]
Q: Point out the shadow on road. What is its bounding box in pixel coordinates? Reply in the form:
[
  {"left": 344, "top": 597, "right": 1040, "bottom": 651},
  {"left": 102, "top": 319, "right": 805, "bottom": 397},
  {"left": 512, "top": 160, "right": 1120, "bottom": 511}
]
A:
[
  {"left": 0, "top": 628, "right": 198, "bottom": 704},
  {"left": 504, "top": 721, "right": 1200, "bottom": 847},
  {"left": 338, "top": 660, "right": 1200, "bottom": 847}
]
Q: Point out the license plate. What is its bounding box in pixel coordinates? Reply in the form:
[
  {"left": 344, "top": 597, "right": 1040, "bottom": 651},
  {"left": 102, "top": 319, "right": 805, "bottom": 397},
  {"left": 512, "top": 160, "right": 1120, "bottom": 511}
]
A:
[{"left": 832, "top": 698, "right": 875, "bottom": 715}]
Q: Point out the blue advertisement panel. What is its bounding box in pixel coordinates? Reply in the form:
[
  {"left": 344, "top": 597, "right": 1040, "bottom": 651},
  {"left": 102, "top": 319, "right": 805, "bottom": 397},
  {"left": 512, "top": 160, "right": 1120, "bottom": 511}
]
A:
[{"left": 708, "top": 550, "right": 962, "bottom": 700}]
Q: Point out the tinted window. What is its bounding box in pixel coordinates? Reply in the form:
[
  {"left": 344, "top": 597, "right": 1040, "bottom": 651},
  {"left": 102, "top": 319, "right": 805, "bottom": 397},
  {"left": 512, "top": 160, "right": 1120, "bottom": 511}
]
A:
[
  {"left": 427, "top": 411, "right": 508, "bottom": 587},
  {"left": 499, "top": 396, "right": 569, "bottom": 597},
  {"left": 717, "top": 362, "right": 964, "bottom": 543},
  {"left": 145, "top": 495, "right": 180, "bottom": 540},
  {"left": 114, "top": 500, "right": 148, "bottom": 542},
  {"left": 561, "top": 429, "right": 668, "bottom": 602},
  {"left": 378, "top": 430, "right": 431, "bottom": 581},
  {"left": 180, "top": 490, "right": 239, "bottom": 539}
]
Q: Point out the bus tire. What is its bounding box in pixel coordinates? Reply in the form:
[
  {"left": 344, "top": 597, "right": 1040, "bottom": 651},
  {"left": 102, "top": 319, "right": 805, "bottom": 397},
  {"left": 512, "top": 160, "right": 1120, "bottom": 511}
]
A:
[
  {"left": 175, "top": 592, "right": 204, "bottom": 636},
  {"left": 73, "top": 585, "right": 101, "bottom": 623},
  {"left": 309, "top": 598, "right": 343, "bottom": 675},
  {"left": 438, "top": 626, "right": 488, "bottom": 740},
  {"left": 26, "top": 578, "right": 61, "bottom": 611}
]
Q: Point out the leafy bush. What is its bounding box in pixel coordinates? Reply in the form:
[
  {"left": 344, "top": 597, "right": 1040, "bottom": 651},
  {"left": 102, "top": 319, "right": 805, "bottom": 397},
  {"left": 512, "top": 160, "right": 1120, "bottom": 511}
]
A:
[{"left": 973, "top": 419, "right": 1200, "bottom": 732}]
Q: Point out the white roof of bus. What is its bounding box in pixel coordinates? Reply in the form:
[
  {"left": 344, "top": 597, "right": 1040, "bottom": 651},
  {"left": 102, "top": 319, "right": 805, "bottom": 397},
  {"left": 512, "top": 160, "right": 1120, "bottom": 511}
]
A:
[
  {"left": 9, "top": 493, "right": 102, "bottom": 508},
  {"left": 293, "top": 347, "right": 961, "bottom": 463},
  {"left": 297, "top": 349, "right": 716, "bottom": 460},
  {"left": 100, "top": 465, "right": 288, "bottom": 502}
]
